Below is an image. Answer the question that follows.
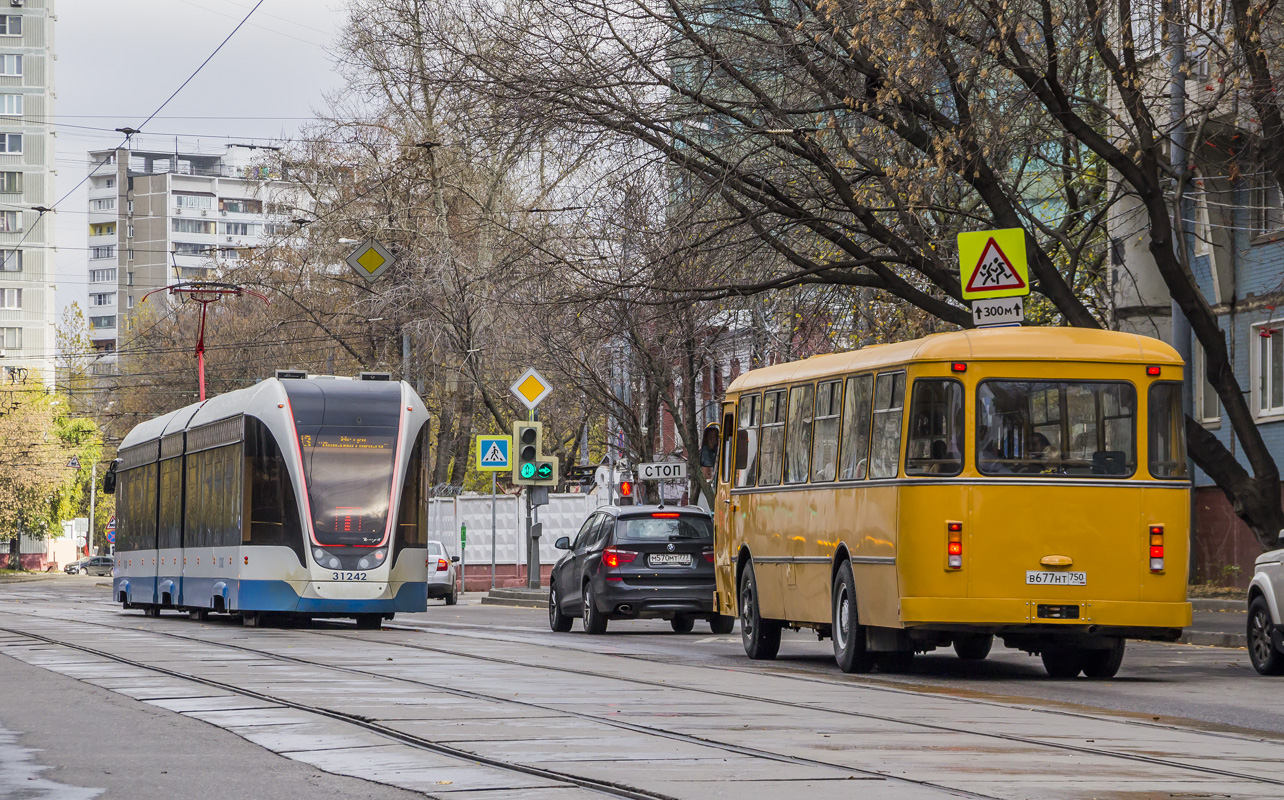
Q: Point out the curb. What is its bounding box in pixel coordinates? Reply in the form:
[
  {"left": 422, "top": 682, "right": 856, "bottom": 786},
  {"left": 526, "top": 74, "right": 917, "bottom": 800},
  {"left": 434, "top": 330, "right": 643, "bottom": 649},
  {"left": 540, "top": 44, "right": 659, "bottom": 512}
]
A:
[
  {"left": 481, "top": 587, "right": 550, "bottom": 609},
  {"left": 1190, "top": 598, "right": 1246, "bottom": 612},
  {"left": 1178, "top": 630, "right": 1246, "bottom": 649},
  {"left": 480, "top": 596, "right": 547, "bottom": 609}
]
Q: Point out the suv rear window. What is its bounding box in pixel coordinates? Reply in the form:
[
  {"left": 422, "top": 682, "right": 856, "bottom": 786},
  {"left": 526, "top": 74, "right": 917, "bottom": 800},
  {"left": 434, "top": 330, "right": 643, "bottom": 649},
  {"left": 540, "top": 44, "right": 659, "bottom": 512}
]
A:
[{"left": 616, "top": 516, "right": 713, "bottom": 542}]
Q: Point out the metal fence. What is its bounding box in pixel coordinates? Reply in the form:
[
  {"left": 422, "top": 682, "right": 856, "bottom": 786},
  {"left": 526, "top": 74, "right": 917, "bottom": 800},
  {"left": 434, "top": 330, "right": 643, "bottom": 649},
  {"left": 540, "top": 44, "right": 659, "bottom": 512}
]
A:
[{"left": 426, "top": 492, "right": 611, "bottom": 566}]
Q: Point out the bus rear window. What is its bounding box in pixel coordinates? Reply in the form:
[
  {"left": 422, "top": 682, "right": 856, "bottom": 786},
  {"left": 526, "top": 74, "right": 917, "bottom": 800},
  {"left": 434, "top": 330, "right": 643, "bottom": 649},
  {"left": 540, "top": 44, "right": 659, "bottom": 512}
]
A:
[
  {"left": 977, "top": 381, "right": 1136, "bottom": 477},
  {"left": 617, "top": 516, "right": 713, "bottom": 541}
]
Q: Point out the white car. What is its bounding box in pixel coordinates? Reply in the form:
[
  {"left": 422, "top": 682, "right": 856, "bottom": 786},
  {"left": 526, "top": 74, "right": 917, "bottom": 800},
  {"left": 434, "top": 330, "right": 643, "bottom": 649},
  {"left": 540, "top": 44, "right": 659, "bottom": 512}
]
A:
[
  {"left": 1248, "top": 535, "right": 1284, "bottom": 674},
  {"left": 426, "top": 540, "right": 459, "bottom": 605}
]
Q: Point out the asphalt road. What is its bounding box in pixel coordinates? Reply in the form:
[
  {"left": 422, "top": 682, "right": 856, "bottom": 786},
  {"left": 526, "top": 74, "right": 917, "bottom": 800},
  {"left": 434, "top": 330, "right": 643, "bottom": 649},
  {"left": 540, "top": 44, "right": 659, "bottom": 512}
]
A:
[{"left": 1, "top": 576, "right": 1280, "bottom": 800}]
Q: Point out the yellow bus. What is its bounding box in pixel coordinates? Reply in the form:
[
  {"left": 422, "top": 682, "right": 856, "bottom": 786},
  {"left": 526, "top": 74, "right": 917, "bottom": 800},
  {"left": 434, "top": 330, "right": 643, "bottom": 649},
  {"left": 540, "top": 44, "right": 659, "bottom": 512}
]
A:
[{"left": 712, "top": 327, "right": 1191, "bottom": 678}]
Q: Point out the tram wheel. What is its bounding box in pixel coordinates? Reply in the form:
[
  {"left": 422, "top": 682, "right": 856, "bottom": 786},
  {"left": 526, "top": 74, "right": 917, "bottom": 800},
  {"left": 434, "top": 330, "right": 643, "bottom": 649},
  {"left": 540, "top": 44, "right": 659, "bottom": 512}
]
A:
[
  {"left": 582, "top": 583, "right": 608, "bottom": 635},
  {"left": 1040, "top": 648, "right": 1085, "bottom": 678},
  {"left": 548, "top": 583, "right": 573, "bottom": 633},
  {"left": 953, "top": 634, "right": 994, "bottom": 661},
  {"left": 1081, "top": 640, "right": 1126, "bottom": 679},
  {"left": 831, "top": 562, "right": 872, "bottom": 673},
  {"left": 355, "top": 614, "right": 382, "bottom": 630},
  {"left": 740, "top": 562, "right": 781, "bottom": 660},
  {"left": 144, "top": 606, "right": 161, "bottom": 618},
  {"left": 709, "top": 614, "right": 736, "bottom": 635},
  {"left": 241, "top": 611, "right": 261, "bottom": 628},
  {"left": 670, "top": 615, "right": 695, "bottom": 634},
  {"left": 1248, "top": 597, "right": 1284, "bottom": 676},
  {"left": 188, "top": 608, "right": 209, "bottom": 621}
]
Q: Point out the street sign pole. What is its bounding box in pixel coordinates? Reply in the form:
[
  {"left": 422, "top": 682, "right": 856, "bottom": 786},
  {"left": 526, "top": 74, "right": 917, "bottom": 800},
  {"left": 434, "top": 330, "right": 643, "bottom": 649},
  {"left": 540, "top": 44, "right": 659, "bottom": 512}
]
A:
[
  {"left": 88, "top": 463, "right": 96, "bottom": 557},
  {"left": 490, "top": 471, "right": 497, "bottom": 591}
]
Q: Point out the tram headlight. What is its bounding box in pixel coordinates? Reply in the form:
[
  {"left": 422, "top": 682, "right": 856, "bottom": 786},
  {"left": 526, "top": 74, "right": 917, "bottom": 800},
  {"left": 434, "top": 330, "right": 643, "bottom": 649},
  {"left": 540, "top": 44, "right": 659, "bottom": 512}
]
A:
[
  {"left": 357, "top": 557, "right": 371, "bottom": 569},
  {"left": 313, "top": 548, "right": 326, "bottom": 563},
  {"left": 327, "top": 557, "right": 341, "bottom": 569},
  {"left": 373, "top": 549, "right": 386, "bottom": 564}
]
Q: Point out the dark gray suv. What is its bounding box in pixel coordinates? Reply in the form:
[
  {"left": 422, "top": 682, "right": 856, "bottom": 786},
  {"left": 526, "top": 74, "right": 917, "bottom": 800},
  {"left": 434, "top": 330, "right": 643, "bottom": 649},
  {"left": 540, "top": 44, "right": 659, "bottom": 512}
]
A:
[{"left": 549, "top": 505, "right": 735, "bottom": 635}]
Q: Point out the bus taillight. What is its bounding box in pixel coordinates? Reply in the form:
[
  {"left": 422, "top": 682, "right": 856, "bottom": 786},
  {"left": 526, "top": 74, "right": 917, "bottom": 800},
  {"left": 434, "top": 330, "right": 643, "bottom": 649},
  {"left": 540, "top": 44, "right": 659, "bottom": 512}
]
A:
[
  {"left": 947, "top": 522, "right": 963, "bottom": 569},
  {"left": 1149, "top": 525, "right": 1164, "bottom": 572}
]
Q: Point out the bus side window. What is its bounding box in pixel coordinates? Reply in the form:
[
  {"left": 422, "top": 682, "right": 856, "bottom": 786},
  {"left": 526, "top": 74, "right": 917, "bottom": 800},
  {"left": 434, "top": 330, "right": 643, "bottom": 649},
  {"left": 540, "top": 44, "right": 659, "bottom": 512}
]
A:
[
  {"left": 812, "top": 380, "right": 842, "bottom": 482},
  {"left": 719, "top": 411, "right": 735, "bottom": 485},
  {"left": 905, "top": 379, "right": 964, "bottom": 476},
  {"left": 784, "top": 384, "right": 815, "bottom": 484},
  {"left": 869, "top": 372, "right": 906, "bottom": 479},
  {"left": 759, "top": 390, "right": 787, "bottom": 486},
  {"left": 839, "top": 374, "right": 874, "bottom": 480},
  {"left": 735, "top": 394, "right": 761, "bottom": 488}
]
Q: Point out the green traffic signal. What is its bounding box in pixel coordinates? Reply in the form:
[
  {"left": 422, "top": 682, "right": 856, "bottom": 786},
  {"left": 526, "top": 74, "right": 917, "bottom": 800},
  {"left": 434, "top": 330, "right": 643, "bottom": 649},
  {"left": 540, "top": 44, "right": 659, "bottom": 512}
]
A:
[
  {"left": 520, "top": 463, "right": 536, "bottom": 479},
  {"left": 536, "top": 462, "right": 553, "bottom": 479}
]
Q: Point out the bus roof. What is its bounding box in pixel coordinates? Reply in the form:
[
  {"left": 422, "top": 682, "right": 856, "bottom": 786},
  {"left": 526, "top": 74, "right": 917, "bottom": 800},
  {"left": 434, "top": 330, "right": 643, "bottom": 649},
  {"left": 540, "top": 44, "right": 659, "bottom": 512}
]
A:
[{"left": 725, "top": 328, "right": 1182, "bottom": 394}]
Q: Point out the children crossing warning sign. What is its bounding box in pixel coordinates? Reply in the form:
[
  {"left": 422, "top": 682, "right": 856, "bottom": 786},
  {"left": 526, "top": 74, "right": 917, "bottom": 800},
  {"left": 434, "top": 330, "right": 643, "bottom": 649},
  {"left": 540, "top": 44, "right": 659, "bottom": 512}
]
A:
[
  {"left": 475, "top": 435, "right": 512, "bottom": 472},
  {"left": 958, "top": 228, "right": 1030, "bottom": 300}
]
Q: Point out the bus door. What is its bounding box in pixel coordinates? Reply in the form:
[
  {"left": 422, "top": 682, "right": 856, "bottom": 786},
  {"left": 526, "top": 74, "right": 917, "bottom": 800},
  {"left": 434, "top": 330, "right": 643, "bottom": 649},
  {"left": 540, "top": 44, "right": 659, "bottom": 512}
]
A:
[
  {"left": 970, "top": 379, "right": 1143, "bottom": 604},
  {"left": 714, "top": 404, "right": 737, "bottom": 612}
]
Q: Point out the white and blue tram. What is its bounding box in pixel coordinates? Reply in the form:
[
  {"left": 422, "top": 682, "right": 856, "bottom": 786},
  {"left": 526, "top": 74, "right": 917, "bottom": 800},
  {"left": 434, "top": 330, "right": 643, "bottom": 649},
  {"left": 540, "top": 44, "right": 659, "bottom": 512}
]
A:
[{"left": 107, "top": 372, "right": 431, "bottom": 627}]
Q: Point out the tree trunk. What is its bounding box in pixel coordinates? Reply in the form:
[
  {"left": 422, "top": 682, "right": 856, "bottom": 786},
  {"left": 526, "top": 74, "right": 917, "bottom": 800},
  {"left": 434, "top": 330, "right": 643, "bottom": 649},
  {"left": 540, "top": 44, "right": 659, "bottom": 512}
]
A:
[
  {"left": 432, "top": 402, "right": 456, "bottom": 486},
  {"left": 448, "top": 388, "right": 476, "bottom": 486}
]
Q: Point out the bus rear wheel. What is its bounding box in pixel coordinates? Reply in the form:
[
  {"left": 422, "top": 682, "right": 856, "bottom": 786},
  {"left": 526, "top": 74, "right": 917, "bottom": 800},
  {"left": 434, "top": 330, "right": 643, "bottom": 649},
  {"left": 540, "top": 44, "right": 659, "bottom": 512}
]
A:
[
  {"left": 831, "top": 562, "right": 873, "bottom": 673},
  {"left": 953, "top": 634, "right": 993, "bottom": 661},
  {"left": 709, "top": 614, "right": 735, "bottom": 634},
  {"left": 1041, "top": 648, "right": 1085, "bottom": 678},
  {"left": 740, "top": 562, "right": 780, "bottom": 660},
  {"left": 1081, "top": 640, "right": 1125, "bottom": 679}
]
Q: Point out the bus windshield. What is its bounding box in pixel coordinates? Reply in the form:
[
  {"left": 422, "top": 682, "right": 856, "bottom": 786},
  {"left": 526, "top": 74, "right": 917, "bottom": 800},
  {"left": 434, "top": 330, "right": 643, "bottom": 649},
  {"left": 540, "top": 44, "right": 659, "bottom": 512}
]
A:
[
  {"left": 977, "top": 381, "right": 1136, "bottom": 477},
  {"left": 299, "top": 428, "right": 398, "bottom": 545}
]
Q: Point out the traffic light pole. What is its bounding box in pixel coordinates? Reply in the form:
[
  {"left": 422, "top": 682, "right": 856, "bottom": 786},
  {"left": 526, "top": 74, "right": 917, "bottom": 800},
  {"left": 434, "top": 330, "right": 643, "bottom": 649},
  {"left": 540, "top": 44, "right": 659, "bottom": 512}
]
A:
[{"left": 527, "top": 409, "right": 541, "bottom": 589}]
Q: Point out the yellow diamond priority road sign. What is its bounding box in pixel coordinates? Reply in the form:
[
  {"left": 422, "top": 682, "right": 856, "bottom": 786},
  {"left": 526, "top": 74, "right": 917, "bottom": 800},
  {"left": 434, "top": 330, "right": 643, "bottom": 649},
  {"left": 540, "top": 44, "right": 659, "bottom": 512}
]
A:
[
  {"left": 958, "top": 228, "right": 1029, "bottom": 300},
  {"left": 509, "top": 367, "right": 553, "bottom": 410},
  {"left": 345, "top": 238, "right": 396, "bottom": 284}
]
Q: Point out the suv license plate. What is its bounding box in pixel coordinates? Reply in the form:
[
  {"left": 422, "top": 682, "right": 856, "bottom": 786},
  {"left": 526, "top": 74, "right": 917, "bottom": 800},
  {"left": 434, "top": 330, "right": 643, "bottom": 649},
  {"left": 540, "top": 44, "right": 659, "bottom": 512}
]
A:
[
  {"left": 648, "top": 553, "right": 692, "bottom": 567},
  {"left": 1026, "top": 570, "right": 1086, "bottom": 586}
]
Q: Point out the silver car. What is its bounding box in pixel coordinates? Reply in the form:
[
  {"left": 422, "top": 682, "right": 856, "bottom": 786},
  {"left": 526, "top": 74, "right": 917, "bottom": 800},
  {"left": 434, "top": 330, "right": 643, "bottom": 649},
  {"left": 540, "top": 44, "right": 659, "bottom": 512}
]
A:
[
  {"left": 1249, "top": 533, "right": 1284, "bottom": 675},
  {"left": 427, "top": 540, "right": 459, "bottom": 605}
]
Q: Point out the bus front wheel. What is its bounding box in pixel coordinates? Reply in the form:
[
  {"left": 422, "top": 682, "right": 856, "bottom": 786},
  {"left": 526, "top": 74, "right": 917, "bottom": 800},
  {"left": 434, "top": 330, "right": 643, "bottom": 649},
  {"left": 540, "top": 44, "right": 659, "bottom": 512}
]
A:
[
  {"left": 739, "top": 563, "right": 780, "bottom": 660},
  {"left": 832, "top": 562, "right": 873, "bottom": 673}
]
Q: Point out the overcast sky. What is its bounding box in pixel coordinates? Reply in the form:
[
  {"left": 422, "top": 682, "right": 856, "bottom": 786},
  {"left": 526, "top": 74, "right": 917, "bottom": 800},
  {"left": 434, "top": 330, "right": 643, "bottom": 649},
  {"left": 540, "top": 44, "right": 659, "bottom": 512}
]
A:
[{"left": 54, "top": 0, "right": 350, "bottom": 310}]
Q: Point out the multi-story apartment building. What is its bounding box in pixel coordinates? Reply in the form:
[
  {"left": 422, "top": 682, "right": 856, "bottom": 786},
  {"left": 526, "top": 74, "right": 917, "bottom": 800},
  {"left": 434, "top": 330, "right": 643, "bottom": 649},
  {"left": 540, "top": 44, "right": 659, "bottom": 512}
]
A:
[
  {"left": 85, "top": 142, "right": 295, "bottom": 363},
  {"left": 0, "top": 0, "right": 55, "bottom": 386}
]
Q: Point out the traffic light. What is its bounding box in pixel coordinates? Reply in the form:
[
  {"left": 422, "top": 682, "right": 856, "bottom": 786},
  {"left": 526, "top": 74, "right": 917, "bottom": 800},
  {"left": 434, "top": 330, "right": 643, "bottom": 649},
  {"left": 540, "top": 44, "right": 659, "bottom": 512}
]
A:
[{"left": 512, "top": 421, "right": 559, "bottom": 486}]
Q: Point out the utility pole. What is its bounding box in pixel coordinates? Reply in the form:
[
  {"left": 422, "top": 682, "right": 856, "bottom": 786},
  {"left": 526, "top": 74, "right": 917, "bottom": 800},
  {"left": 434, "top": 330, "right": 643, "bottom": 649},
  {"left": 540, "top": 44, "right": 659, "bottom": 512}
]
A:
[{"left": 88, "top": 462, "right": 96, "bottom": 556}]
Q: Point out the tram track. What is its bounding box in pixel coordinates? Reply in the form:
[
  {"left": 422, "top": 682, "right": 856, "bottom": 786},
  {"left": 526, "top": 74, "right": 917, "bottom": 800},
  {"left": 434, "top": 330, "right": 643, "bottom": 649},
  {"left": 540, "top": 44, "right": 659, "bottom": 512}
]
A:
[
  {"left": 386, "top": 616, "right": 1281, "bottom": 746},
  {"left": 3, "top": 606, "right": 1283, "bottom": 794},
  {"left": 0, "top": 613, "right": 1001, "bottom": 800}
]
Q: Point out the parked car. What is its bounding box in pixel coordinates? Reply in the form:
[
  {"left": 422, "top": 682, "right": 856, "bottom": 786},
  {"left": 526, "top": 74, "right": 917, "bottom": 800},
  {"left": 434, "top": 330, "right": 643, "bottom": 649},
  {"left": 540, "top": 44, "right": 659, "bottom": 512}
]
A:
[
  {"left": 69, "top": 556, "right": 114, "bottom": 577},
  {"left": 426, "top": 540, "right": 460, "bottom": 605},
  {"left": 1249, "top": 535, "right": 1284, "bottom": 674},
  {"left": 549, "top": 504, "right": 735, "bottom": 635}
]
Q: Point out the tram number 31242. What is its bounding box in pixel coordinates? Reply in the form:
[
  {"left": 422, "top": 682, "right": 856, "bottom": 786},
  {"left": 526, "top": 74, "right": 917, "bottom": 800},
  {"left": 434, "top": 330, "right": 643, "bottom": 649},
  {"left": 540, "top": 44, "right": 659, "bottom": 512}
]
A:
[{"left": 333, "top": 571, "right": 369, "bottom": 581}]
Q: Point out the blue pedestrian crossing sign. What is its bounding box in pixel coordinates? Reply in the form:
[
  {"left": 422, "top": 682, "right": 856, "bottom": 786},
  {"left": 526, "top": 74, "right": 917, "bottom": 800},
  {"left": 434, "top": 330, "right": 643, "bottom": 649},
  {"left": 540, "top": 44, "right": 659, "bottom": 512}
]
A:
[{"left": 476, "top": 435, "right": 512, "bottom": 472}]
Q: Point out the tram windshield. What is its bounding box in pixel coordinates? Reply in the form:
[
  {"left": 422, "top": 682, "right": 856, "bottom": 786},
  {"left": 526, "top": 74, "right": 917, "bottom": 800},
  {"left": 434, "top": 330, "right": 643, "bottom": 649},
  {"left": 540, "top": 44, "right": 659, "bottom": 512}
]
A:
[{"left": 299, "top": 428, "right": 399, "bottom": 545}]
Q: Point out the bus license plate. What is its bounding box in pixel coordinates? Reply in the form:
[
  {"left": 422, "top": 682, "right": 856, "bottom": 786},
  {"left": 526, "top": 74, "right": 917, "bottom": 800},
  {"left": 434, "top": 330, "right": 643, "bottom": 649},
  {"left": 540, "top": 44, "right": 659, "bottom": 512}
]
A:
[
  {"left": 649, "top": 553, "right": 692, "bottom": 567},
  {"left": 1026, "top": 570, "right": 1086, "bottom": 586}
]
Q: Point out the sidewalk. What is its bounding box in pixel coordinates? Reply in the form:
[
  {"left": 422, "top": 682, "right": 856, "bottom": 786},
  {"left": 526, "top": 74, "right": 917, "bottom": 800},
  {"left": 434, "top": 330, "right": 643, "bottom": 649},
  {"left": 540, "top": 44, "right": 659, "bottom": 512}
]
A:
[{"left": 1183, "top": 599, "right": 1247, "bottom": 648}]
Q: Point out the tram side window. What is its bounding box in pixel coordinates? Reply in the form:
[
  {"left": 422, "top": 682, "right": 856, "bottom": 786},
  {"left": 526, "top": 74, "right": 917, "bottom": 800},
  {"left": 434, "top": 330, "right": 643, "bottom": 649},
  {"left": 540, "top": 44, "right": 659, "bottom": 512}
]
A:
[
  {"left": 758, "top": 389, "right": 787, "bottom": 486},
  {"left": 869, "top": 373, "right": 906, "bottom": 479},
  {"left": 905, "top": 379, "right": 964, "bottom": 476},
  {"left": 116, "top": 469, "right": 135, "bottom": 551},
  {"left": 158, "top": 457, "right": 182, "bottom": 549},
  {"left": 977, "top": 381, "right": 1136, "bottom": 476},
  {"left": 1148, "top": 383, "right": 1188, "bottom": 478},
  {"left": 735, "top": 394, "right": 760, "bottom": 487},
  {"left": 395, "top": 425, "right": 429, "bottom": 552},
  {"left": 811, "top": 380, "right": 841, "bottom": 482},
  {"left": 184, "top": 444, "right": 244, "bottom": 547},
  {"left": 784, "top": 383, "right": 815, "bottom": 484},
  {"left": 839, "top": 374, "right": 874, "bottom": 480}
]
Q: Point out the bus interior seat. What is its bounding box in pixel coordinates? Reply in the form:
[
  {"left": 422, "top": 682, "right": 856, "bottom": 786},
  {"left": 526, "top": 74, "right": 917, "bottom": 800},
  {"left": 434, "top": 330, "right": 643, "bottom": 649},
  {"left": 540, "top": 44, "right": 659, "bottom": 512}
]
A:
[{"left": 1092, "top": 451, "right": 1127, "bottom": 475}]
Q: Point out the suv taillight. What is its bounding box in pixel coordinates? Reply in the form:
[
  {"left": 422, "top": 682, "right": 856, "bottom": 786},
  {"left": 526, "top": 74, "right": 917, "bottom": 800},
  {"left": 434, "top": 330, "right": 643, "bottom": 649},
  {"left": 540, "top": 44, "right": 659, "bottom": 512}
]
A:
[{"left": 603, "top": 547, "right": 637, "bottom": 568}]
